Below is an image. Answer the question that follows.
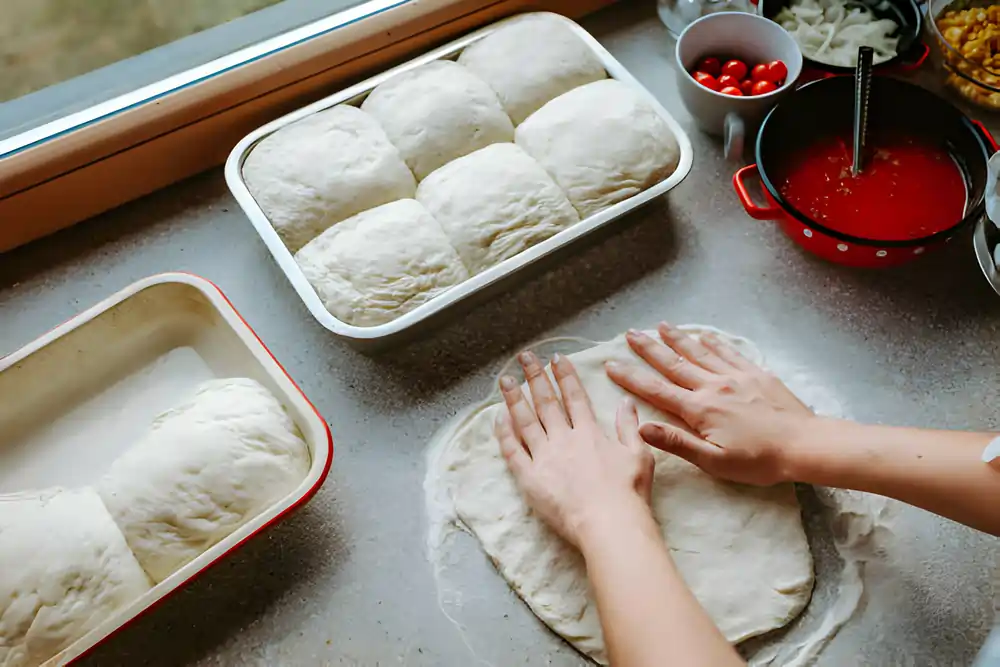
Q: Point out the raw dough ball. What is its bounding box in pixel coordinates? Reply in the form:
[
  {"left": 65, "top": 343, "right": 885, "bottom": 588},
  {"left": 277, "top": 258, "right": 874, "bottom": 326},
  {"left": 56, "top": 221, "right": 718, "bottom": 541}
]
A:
[
  {"left": 515, "top": 79, "right": 681, "bottom": 217},
  {"left": 295, "top": 199, "right": 470, "bottom": 327},
  {"left": 242, "top": 105, "right": 416, "bottom": 253},
  {"left": 432, "top": 330, "right": 814, "bottom": 665},
  {"left": 416, "top": 143, "right": 579, "bottom": 274},
  {"left": 458, "top": 14, "right": 607, "bottom": 124},
  {"left": 361, "top": 61, "right": 515, "bottom": 180},
  {"left": 0, "top": 488, "right": 151, "bottom": 667},
  {"left": 98, "top": 378, "right": 310, "bottom": 583}
]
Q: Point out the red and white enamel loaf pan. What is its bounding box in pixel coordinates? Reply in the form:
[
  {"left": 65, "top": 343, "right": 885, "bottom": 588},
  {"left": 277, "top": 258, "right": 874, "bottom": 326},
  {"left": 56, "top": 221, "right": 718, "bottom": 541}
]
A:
[{"left": 0, "top": 273, "right": 333, "bottom": 665}]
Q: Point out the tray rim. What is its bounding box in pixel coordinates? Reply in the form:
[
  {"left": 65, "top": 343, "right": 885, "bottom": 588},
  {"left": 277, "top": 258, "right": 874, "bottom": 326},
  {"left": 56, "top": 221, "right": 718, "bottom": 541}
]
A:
[
  {"left": 224, "top": 11, "right": 695, "bottom": 343},
  {"left": 0, "top": 272, "right": 333, "bottom": 666},
  {"left": 973, "top": 215, "right": 1000, "bottom": 297}
]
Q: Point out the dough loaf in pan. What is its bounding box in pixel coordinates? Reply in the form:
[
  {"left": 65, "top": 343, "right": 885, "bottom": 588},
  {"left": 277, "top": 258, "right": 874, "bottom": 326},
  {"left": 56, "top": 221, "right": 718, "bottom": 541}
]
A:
[
  {"left": 361, "top": 60, "right": 515, "bottom": 180},
  {"left": 294, "top": 199, "right": 470, "bottom": 327},
  {"left": 516, "top": 79, "right": 681, "bottom": 218},
  {"left": 416, "top": 143, "right": 580, "bottom": 275},
  {"left": 98, "top": 378, "right": 311, "bottom": 584},
  {"left": 458, "top": 14, "right": 607, "bottom": 125},
  {"left": 237, "top": 16, "right": 685, "bottom": 329},
  {"left": 0, "top": 488, "right": 152, "bottom": 667},
  {"left": 243, "top": 105, "right": 416, "bottom": 253}
]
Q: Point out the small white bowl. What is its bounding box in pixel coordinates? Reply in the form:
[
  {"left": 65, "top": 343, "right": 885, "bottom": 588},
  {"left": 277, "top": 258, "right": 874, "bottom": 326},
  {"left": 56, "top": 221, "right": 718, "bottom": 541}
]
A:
[{"left": 675, "top": 12, "right": 802, "bottom": 160}]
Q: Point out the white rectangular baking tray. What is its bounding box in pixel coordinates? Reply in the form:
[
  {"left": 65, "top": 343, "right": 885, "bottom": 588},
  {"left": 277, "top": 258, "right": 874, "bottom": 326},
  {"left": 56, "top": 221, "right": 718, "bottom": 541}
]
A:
[
  {"left": 225, "top": 12, "right": 694, "bottom": 346},
  {"left": 0, "top": 273, "right": 333, "bottom": 666}
]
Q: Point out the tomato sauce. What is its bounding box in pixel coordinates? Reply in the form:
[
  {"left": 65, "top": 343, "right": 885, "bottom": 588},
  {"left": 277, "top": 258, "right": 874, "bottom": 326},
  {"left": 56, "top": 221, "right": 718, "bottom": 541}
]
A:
[{"left": 775, "top": 134, "right": 968, "bottom": 241}]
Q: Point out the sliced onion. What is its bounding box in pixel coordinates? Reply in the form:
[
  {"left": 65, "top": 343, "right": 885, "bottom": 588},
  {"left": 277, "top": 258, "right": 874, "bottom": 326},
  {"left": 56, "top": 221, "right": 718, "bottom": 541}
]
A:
[{"left": 776, "top": 0, "right": 900, "bottom": 67}]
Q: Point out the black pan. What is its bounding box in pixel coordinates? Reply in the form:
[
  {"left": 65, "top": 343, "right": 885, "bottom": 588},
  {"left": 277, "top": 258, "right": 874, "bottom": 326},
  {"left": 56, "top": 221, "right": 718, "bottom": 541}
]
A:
[{"left": 757, "top": 0, "right": 927, "bottom": 73}]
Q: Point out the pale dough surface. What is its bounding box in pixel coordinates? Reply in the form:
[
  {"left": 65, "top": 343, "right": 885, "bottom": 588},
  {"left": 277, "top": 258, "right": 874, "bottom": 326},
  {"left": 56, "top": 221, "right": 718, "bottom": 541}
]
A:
[
  {"left": 242, "top": 105, "right": 416, "bottom": 253},
  {"left": 361, "top": 60, "right": 515, "bottom": 180},
  {"left": 416, "top": 143, "right": 579, "bottom": 275},
  {"left": 432, "top": 330, "right": 814, "bottom": 665},
  {"left": 0, "top": 487, "right": 151, "bottom": 667},
  {"left": 458, "top": 14, "right": 607, "bottom": 125},
  {"left": 295, "top": 199, "right": 470, "bottom": 327},
  {"left": 515, "top": 79, "right": 681, "bottom": 218},
  {"left": 98, "top": 378, "right": 310, "bottom": 583}
]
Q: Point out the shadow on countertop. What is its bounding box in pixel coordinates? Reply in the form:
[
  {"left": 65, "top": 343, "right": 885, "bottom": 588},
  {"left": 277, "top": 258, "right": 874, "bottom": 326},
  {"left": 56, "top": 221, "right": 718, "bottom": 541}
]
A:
[
  {"left": 76, "top": 499, "right": 349, "bottom": 667},
  {"left": 369, "top": 197, "right": 682, "bottom": 395}
]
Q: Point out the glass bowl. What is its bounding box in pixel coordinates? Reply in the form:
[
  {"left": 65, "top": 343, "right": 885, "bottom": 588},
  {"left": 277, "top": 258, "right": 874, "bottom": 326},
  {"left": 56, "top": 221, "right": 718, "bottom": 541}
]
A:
[
  {"left": 929, "top": 0, "right": 1000, "bottom": 110},
  {"left": 656, "top": 0, "right": 753, "bottom": 37}
]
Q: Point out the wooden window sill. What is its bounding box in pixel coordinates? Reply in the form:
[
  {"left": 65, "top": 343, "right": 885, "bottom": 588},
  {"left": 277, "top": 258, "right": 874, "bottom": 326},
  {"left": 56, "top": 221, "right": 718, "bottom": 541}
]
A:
[{"left": 0, "top": 0, "right": 617, "bottom": 253}]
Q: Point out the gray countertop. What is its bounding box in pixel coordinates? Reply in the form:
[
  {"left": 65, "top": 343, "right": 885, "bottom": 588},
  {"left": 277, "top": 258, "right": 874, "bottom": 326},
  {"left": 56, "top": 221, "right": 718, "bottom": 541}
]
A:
[{"left": 2, "top": 2, "right": 1000, "bottom": 665}]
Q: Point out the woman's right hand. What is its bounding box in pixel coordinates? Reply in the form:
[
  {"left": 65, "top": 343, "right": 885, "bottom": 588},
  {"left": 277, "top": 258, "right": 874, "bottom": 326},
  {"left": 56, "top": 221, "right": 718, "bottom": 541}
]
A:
[{"left": 605, "top": 324, "right": 816, "bottom": 487}]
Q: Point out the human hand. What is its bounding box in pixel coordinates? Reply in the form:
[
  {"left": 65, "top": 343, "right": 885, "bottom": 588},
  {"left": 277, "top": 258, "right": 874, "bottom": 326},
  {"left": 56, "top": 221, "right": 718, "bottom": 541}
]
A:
[
  {"left": 605, "top": 324, "right": 815, "bottom": 486},
  {"left": 496, "top": 351, "right": 655, "bottom": 550}
]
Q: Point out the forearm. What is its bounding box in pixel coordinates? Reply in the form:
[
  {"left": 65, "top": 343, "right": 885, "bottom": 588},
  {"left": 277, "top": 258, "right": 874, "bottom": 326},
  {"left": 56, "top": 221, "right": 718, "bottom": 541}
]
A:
[
  {"left": 789, "top": 418, "right": 1000, "bottom": 535},
  {"left": 579, "top": 499, "right": 744, "bottom": 667}
]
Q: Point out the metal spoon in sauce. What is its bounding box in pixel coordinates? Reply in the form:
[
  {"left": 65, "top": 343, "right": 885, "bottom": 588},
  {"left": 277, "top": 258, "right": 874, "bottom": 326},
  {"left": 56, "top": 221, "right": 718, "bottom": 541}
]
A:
[{"left": 852, "top": 46, "right": 874, "bottom": 177}]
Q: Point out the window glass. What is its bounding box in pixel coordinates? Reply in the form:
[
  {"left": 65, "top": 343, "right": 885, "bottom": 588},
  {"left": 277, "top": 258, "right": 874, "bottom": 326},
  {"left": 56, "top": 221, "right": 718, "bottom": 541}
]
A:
[
  {"left": 1, "top": 1, "right": 312, "bottom": 102},
  {"left": 0, "top": 0, "right": 380, "bottom": 143}
]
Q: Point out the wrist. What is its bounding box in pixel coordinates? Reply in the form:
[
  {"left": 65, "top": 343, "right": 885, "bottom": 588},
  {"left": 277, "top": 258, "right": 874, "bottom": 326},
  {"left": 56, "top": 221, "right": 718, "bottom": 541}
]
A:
[
  {"left": 774, "top": 413, "right": 829, "bottom": 483},
  {"left": 782, "top": 415, "right": 853, "bottom": 484},
  {"left": 574, "top": 492, "right": 660, "bottom": 557}
]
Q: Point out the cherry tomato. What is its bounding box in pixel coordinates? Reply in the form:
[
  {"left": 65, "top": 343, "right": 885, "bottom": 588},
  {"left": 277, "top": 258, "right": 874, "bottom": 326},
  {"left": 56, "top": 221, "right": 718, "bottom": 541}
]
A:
[
  {"left": 766, "top": 60, "right": 789, "bottom": 84},
  {"left": 721, "top": 59, "right": 748, "bottom": 81},
  {"left": 720, "top": 86, "right": 744, "bottom": 96},
  {"left": 693, "top": 71, "right": 720, "bottom": 91},
  {"left": 696, "top": 57, "right": 721, "bottom": 77},
  {"left": 752, "top": 80, "right": 778, "bottom": 95},
  {"left": 718, "top": 74, "right": 741, "bottom": 89},
  {"left": 751, "top": 63, "right": 770, "bottom": 83},
  {"left": 740, "top": 79, "right": 754, "bottom": 95}
]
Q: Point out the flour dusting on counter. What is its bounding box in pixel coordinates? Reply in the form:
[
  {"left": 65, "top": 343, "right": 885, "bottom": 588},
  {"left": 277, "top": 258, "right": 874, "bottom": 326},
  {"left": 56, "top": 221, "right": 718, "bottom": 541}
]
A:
[{"left": 750, "top": 350, "right": 900, "bottom": 666}]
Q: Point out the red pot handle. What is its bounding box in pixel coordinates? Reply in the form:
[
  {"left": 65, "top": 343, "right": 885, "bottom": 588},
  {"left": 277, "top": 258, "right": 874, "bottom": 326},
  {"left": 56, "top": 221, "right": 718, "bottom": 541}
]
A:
[
  {"left": 733, "top": 164, "right": 782, "bottom": 220},
  {"left": 894, "top": 42, "right": 930, "bottom": 72},
  {"left": 972, "top": 119, "right": 999, "bottom": 154}
]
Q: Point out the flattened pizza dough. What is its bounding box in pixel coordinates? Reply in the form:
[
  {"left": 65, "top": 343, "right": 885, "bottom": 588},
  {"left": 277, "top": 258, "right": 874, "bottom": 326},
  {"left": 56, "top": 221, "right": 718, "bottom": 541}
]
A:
[
  {"left": 458, "top": 14, "right": 607, "bottom": 124},
  {"left": 416, "top": 143, "right": 579, "bottom": 274},
  {"left": 430, "top": 329, "right": 814, "bottom": 665},
  {"left": 98, "top": 378, "right": 310, "bottom": 583},
  {"left": 295, "top": 199, "right": 469, "bottom": 327},
  {"left": 242, "top": 105, "right": 416, "bottom": 252},
  {"left": 361, "top": 61, "right": 515, "bottom": 180},
  {"left": 0, "top": 488, "right": 151, "bottom": 667},
  {"left": 515, "top": 79, "right": 681, "bottom": 217}
]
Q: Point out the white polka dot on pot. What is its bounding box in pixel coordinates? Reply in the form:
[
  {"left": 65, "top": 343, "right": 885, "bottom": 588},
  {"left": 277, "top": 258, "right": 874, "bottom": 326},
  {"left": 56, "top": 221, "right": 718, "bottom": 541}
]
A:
[
  {"left": 803, "top": 229, "right": 813, "bottom": 238},
  {"left": 914, "top": 247, "right": 925, "bottom": 255},
  {"left": 837, "top": 243, "right": 848, "bottom": 252},
  {"left": 876, "top": 250, "right": 888, "bottom": 257}
]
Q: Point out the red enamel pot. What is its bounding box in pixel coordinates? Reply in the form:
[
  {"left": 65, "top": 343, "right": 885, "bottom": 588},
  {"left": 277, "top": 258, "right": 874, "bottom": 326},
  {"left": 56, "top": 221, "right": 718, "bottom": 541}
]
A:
[{"left": 733, "top": 76, "right": 997, "bottom": 267}]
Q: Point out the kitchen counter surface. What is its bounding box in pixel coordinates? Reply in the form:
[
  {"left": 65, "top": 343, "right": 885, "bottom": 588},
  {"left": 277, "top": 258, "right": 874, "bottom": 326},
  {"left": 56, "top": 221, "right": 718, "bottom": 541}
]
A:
[{"left": 1, "top": 2, "right": 998, "bottom": 664}]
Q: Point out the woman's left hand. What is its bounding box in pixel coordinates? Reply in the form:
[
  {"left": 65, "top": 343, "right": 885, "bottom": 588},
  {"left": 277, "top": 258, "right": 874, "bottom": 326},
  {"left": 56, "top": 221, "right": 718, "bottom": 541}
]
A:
[
  {"left": 496, "top": 351, "right": 655, "bottom": 550},
  {"left": 499, "top": 354, "right": 746, "bottom": 667}
]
